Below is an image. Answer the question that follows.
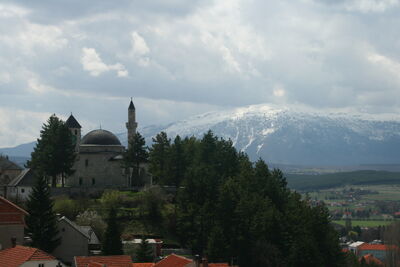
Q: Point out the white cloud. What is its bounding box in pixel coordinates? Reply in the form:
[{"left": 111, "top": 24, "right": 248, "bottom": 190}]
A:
[
  {"left": 130, "top": 31, "right": 150, "bottom": 67},
  {"left": 81, "top": 47, "right": 129, "bottom": 77},
  {"left": 0, "top": 107, "right": 51, "bottom": 148},
  {"left": 0, "top": 72, "right": 11, "bottom": 84},
  {"left": 344, "top": 0, "right": 399, "bottom": 13}
]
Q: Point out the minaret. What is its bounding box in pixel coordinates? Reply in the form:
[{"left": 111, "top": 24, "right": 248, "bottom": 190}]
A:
[
  {"left": 65, "top": 113, "right": 82, "bottom": 151},
  {"left": 126, "top": 98, "right": 138, "bottom": 146}
]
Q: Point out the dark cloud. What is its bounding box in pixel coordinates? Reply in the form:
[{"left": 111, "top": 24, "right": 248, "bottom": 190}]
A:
[{"left": 1, "top": 0, "right": 400, "bottom": 146}]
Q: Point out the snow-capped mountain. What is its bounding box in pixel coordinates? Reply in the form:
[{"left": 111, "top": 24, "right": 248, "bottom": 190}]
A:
[
  {"left": 2, "top": 104, "right": 400, "bottom": 166},
  {"left": 141, "top": 104, "right": 400, "bottom": 166}
]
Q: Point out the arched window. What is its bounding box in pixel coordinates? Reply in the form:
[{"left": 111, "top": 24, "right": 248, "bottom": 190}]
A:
[
  {"left": 92, "top": 178, "right": 95, "bottom": 185},
  {"left": 79, "top": 178, "right": 83, "bottom": 186},
  {"left": 74, "top": 129, "right": 78, "bottom": 135}
]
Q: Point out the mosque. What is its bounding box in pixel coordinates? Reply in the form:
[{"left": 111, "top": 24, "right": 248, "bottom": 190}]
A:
[{"left": 64, "top": 99, "right": 146, "bottom": 188}]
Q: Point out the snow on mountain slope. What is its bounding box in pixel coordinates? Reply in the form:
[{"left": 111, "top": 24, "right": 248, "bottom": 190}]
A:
[
  {"left": 2, "top": 103, "right": 400, "bottom": 166},
  {"left": 145, "top": 104, "right": 400, "bottom": 165}
]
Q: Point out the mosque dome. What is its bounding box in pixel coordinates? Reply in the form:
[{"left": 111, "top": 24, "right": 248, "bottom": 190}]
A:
[{"left": 81, "top": 129, "right": 122, "bottom": 146}]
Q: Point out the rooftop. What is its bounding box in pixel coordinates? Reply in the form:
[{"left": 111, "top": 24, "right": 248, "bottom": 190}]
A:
[
  {"left": 0, "top": 245, "right": 56, "bottom": 267},
  {"left": 75, "top": 255, "right": 133, "bottom": 267}
]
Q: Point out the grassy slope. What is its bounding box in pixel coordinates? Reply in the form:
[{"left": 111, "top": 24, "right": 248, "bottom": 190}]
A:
[{"left": 286, "top": 170, "right": 400, "bottom": 191}]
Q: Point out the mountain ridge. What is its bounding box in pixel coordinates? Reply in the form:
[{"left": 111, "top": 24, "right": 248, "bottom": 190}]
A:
[{"left": 2, "top": 104, "right": 400, "bottom": 168}]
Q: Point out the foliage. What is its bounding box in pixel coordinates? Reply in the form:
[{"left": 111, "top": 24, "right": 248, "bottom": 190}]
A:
[
  {"left": 135, "top": 236, "right": 154, "bottom": 263},
  {"left": 27, "top": 114, "right": 76, "bottom": 187},
  {"left": 25, "top": 173, "right": 60, "bottom": 252},
  {"left": 76, "top": 210, "right": 107, "bottom": 240},
  {"left": 53, "top": 196, "right": 81, "bottom": 219},
  {"left": 124, "top": 132, "right": 149, "bottom": 187},
  {"left": 100, "top": 190, "right": 125, "bottom": 212},
  {"left": 154, "top": 130, "right": 346, "bottom": 267},
  {"left": 138, "top": 186, "right": 166, "bottom": 230},
  {"left": 102, "top": 208, "right": 123, "bottom": 255},
  {"left": 148, "top": 132, "right": 170, "bottom": 184}
]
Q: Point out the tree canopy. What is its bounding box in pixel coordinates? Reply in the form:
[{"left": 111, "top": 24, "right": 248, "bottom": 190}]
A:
[
  {"left": 27, "top": 114, "right": 76, "bottom": 187},
  {"left": 148, "top": 130, "right": 345, "bottom": 267}
]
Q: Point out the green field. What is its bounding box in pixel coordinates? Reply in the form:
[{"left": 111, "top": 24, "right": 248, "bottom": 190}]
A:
[
  {"left": 333, "top": 220, "right": 394, "bottom": 227},
  {"left": 287, "top": 170, "right": 400, "bottom": 191}
]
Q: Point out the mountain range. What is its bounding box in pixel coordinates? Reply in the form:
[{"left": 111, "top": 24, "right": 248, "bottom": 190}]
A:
[{"left": 2, "top": 104, "right": 400, "bottom": 170}]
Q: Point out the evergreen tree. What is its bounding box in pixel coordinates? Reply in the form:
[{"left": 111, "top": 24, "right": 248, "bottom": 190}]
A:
[
  {"left": 135, "top": 236, "right": 154, "bottom": 262},
  {"left": 27, "top": 114, "right": 76, "bottom": 187},
  {"left": 148, "top": 132, "right": 170, "bottom": 184},
  {"left": 124, "top": 131, "right": 148, "bottom": 186},
  {"left": 25, "top": 172, "right": 60, "bottom": 253},
  {"left": 102, "top": 208, "right": 123, "bottom": 255}
]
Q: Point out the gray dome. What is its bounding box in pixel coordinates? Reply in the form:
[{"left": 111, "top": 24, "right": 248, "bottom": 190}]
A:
[{"left": 81, "top": 129, "right": 121, "bottom": 145}]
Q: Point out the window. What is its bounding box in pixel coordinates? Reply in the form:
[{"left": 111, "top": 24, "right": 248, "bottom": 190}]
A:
[
  {"left": 21, "top": 188, "right": 25, "bottom": 193},
  {"left": 85, "top": 159, "right": 89, "bottom": 167},
  {"left": 74, "top": 129, "right": 78, "bottom": 135},
  {"left": 92, "top": 178, "right": 95, "bottom": 185},
  {"left": 79, "top": 178, "right": 83, "bottom": 186},
  {"left": 38, "top": 264, "right": 44, "bottom": 267}
]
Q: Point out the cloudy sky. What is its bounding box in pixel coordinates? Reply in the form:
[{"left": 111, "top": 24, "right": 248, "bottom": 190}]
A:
[{"left": 1, "top": 0, "right": 400, "bottom": 147}]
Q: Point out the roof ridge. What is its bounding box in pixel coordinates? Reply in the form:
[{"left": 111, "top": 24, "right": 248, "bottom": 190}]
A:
[
  {"left": 59, "top": 216, "right": 90, "bottom": 239},
  {"left": 0, "top": 196, "right": 28, "bottom": 215},
  {"left": 7, "top": 168, "right": 30, "bottom": 186}
]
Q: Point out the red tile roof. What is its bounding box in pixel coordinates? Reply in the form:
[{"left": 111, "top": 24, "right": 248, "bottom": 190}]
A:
[
  {"left": 0, "top": 245, "right": 56, "bottom": 267},
  {"left": 154, "top": 254, "right": 191, "bottom": 267},
  {"left": 360, "top": 254, "right": 384, "bottom": 266},
  {"left": 75, "top": 255, "right": 133, "bottom": 267},
  {"left": 133, "top": 263, "right": 155, "bottom": 267},
  {"left": 0, "top": 196, "right": 28, "bottom": 225},
  {"left": 209, "top": 264, "right": 229, "bottom": 267},
  {"left": 358, "top": 243, "right": 387, "bottom": 251}
]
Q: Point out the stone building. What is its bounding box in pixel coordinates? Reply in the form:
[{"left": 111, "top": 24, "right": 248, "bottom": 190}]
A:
[{"left": 65, "top": 99, "right": 148, "bottom": 188}]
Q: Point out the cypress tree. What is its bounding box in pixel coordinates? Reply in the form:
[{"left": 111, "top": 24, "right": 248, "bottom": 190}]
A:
[
  {"left": 25, "top": 172, "right": 60, "bottom": 253},
  {"left": 124, "top": 131, "right": 148, "bottom": 186},
  {"left": 102, "top": 208, "right": 123, "bottom": 255},
  {"left": 135, "top": 236, "right": 154, "bottom": 262},
  {"left": 148, "top": 131, "right": 170, "bottom": 185}
]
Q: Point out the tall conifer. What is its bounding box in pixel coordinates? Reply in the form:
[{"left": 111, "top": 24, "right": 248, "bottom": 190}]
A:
[
  {"left": 25, "top": 173, "right": 60, "bottom": 253},
  {"left": 102, "top": 208, "right": 123, "bottom": 255}
]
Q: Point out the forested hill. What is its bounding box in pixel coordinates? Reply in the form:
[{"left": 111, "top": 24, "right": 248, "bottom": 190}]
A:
[{"left": 286, "top": 170, "right": 400, "bottom": 191}]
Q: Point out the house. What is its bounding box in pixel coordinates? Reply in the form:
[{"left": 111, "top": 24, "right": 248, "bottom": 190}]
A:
[
  {"left": 0, "top": 245, "right": 67, "bottom": 267},
  {"left": 142, "top": 254, "right": 229, "bottom": 267},
  {"left": 0, "top": 156, "right": 23, "bottom": 197},
  {"left": 123, "top": 238, "right": 163, "bottom": 259},
  {"left": 74, "top": 255, "right": 133, "bottom": 267},
  {"left": 0, "top": 196, "right": 28, "bottom": 250},
  {"left": 358, "top": 243, "right": 388, "bottom": 261},
  {"left": 52, "top": 216, "right": 100, "bottom": 265},
  {"left": 359, "top": 254, "right": 384, "bottom": 266},
  {"left": 348, "top": 241, "right": 364, "bottom": 255},
  {"left": 5, "top": 168, "right": 35, "bottom": 202}
]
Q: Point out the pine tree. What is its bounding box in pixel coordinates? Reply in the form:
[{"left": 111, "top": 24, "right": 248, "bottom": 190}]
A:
[
  {"left": 148, "top": 132, "right": 170, "bottom": 185},
  {"left": 27, "top": 114, "right": 76, "bottom": 187},
  {"left": 124, "top": 132, "right": 148, "bottom": 186},
  {"left": 25, "top": 172, "right": 60, "bottom": 253},
  {"left": 102, "top": 208, "right": 123, "bottom": 255},
  {"left": 135, "top": 236, "right": 154, "bottom": 262}
]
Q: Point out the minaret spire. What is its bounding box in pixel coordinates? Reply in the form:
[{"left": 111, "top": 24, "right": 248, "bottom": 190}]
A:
[{"left": 126, "top": 98, "right": 138, "bottom": 147}]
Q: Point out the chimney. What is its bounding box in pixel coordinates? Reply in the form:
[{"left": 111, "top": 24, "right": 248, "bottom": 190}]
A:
[
  {"left": 11, "top": 237, "right": 16, "bottom": 248},
  {"left": 202, "top": 257, "right": 208, "bottom": 267},
  {"left": 194, "top": 255, "right": 200, "bottom": 267}
]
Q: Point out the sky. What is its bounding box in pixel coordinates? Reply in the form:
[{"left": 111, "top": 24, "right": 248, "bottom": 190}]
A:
[{"left": 1, "top": 0, "right": 400, "bottom": 148}]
